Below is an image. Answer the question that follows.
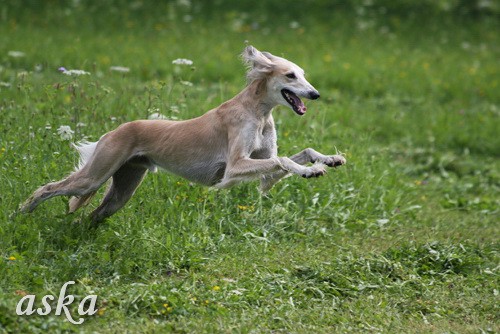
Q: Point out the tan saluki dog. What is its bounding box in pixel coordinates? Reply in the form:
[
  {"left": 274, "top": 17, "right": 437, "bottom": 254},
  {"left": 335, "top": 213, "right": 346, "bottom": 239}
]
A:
[{"left": 21, "top": 46, "right": 346, "bottom": 224}]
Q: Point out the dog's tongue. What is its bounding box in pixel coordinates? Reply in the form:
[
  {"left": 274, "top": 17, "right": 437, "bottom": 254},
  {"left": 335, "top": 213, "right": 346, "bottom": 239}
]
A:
[{"left": 291, "top": 94, "right": 307, "bottom": 114}]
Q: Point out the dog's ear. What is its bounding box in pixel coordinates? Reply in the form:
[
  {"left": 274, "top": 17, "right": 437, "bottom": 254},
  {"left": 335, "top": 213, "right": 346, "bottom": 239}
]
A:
[
  {"left": 261, "top": 51, "right": 276, "bottom": 61},
  {"left": 242, "top": 46, "right": 274, "bottom": 81}
]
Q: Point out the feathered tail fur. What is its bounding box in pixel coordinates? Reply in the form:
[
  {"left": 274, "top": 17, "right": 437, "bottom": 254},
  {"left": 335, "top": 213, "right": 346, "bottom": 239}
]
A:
[
  {"left": 68, "top": 141, "right": 99, "bottom": 213},
  {"left": 72, "top": 141, "right": 98, "bottom": 170}
]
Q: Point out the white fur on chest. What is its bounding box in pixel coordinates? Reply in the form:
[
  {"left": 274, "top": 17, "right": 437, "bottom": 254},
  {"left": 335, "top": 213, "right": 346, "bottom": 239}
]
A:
[{"left": 252, "top": 130, "right": 265, "bottom": 150}]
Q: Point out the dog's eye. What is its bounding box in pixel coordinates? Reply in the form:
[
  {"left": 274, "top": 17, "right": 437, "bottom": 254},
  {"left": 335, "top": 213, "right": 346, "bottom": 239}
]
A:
[{"left": 285, "top": 73, "right": 297, "bottom": 79}]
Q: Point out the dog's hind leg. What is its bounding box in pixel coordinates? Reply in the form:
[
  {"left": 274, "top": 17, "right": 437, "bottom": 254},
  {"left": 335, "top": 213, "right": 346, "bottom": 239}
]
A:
[
  {"left": 68, "top": 191, "right": 97, "bottom": 213},
  {"left": 21, "top": 168, "right": 111, "bottom": 214},
  {"left": 21, "top": 134, "right": 135, "bottom": 214},
  {"left": 89, "top": 161, "right": 148, "bottom": 224}
]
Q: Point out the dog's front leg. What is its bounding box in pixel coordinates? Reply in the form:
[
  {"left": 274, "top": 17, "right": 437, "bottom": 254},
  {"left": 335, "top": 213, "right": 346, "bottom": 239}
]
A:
[
  {"left": 217, "top": 155, "right": 328, "bottom": 189},
  {"left": 260, "top": 148, "right": 346, "bottom": 192},
  {"left": 215, "top": 157, "right": 283, "bottom": 188},
  {"left": 289, "top": 148, "right": 346, "bottom": 167}
]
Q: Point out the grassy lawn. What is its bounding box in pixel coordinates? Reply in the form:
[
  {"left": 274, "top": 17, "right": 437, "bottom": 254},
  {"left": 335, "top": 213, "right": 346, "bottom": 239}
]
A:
[{"left": 0, "top": 1, "right": 498, "bottom": 333}]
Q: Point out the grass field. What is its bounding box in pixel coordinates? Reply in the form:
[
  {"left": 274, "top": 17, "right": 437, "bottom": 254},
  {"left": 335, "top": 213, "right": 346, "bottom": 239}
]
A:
[{"left": 0, "top": 1, "right": 499, "bottom": 333}]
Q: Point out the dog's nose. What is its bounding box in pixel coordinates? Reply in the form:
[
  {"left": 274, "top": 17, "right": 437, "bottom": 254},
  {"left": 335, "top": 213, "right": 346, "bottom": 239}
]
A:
[{"left": 309, "top": 91, "right": 320, "bottom": 100}]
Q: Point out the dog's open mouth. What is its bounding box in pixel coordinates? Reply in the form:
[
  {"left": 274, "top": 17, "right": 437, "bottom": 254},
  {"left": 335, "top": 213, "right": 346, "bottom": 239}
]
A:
[{"left": 281, "top": 89, "right": 307, "bottom": 115}]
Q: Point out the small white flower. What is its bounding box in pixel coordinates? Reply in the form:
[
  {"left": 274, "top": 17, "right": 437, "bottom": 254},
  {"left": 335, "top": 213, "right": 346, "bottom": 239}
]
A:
[
  {"left": 0, "top": 82, "right": 11, "bottom": 88},
  {"left": 222, "top": 277, "right": 237, "bottom": 283},
  {"left": 66, "top": 70, "right": 90, "bottom": 76},
  {"left": 59, "top": 67, "right": 90, "bottom": 76},
  {"left": 289, "top": 21, "right": 300, "bottom": 29},
  {"left": 110, "top": 66, "right": 130, "bottom": 73},
  {"left": 232, "top": 19, "right": 244, "bottom": 31},
  {"left": 172, "top": 58, "right": 193, "bottom": 66},
  {"left": 8, "top": 51, "right": 26, "bottom": 58},
  {"left": 57, "top": 125, "right": 74, "bottom": 140},
  {"left": 177, "top": 0, "right": 191, "bottom": 7},
  {"left": 148, "top": 113, "right": 168, "bottom": 120},
  {"left": 376, "top": 219, "right": 389, "bottom": 226},
  {"left": 180, "top": 80, "right": 193, "bottom": 87}
]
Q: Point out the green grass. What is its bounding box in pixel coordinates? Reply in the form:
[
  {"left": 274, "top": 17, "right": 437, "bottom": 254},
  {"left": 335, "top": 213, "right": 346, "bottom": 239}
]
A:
[{"left": 1, "top": 2, "right": 499, "bottom": 333}]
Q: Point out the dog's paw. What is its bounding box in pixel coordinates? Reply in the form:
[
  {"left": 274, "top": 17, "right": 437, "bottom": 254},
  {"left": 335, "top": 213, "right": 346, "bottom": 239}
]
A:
[
  {"left": 20, "top": 198, "right": 36, "bottom": 213},
  {"left": 324, "top": 155, "right": 346, "bottom": 168},
  {"left": 301, "top": 163, "right": 327, "bottom": 178}
]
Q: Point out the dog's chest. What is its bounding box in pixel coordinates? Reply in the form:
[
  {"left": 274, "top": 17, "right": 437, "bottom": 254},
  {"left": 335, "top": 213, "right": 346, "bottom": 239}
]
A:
[
  {"left": 253, "top": 131, "right": 264, "bottom": 150},
  {"left": 252, "top": 122, "right": 269, "bottom": 150}
]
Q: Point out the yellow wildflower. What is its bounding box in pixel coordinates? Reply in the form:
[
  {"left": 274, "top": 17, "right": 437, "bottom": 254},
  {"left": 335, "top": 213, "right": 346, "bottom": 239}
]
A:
[{"left": 237, "top": 205, "right": 254, "bottom": 211}]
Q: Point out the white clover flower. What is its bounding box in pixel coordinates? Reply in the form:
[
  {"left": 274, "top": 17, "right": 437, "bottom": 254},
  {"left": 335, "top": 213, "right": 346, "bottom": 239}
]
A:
[
  {"left": 110, "top": 66, "right": 130, "bottom": 73},
  {"left": 57, "top": 125, "right": 75, "bottom": 140},
  {"left": 58, "top": 67, "right": 90, "bottom": 76},
  {"left": 65, "top": 70, "right": 90, "bottom": 76},
  {"left": 148, "top": 113, "right": 168, "bottom": 120},
  {"left": 229, "top": 289, "right": 244, "bottom": 296},
  {"left": 8, "top": 51, "right": 26, "bottom": 58},
  {"left": 376, "top": 219, "right": 389, "bottom": 227},
  {"left": 172, "top": 58, "right": 193, "bottom": 66}
]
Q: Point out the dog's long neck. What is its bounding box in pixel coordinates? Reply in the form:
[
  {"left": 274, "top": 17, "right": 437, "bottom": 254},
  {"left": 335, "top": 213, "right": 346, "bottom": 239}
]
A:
[{"left": 236, "top": 79, "right": 275, "bottom": 118}]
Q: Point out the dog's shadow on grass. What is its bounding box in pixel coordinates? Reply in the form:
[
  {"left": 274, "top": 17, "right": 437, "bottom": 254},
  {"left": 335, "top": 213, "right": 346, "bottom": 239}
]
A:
[{"left": 13, "top": 204, "right": 106, "bottom": 252}]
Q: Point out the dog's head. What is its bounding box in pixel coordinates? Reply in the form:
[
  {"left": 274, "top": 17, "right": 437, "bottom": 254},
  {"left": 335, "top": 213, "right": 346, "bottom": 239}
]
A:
[{"left": 242, "top": 45, "right": 320, "bottom": 116}]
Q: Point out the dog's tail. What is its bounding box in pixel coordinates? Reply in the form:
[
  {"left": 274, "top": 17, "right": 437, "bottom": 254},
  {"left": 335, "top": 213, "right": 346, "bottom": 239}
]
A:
[
  {"left": 68, "top": 141, "right": 99, "bottom": 213},
  {"left": 72, "top": 141, "right": 98, "bottom": 171}
]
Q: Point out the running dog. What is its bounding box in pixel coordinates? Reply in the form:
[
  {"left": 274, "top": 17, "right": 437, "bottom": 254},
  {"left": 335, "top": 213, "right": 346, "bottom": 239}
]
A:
[{"left": 21, "top": 46, "right": 346, "bottom": 224}]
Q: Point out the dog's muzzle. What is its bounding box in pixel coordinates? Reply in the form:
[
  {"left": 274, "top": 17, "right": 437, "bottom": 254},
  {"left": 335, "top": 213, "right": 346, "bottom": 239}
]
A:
[{"left": 308, "top": 90, "right": 320, "bottom": 100}]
